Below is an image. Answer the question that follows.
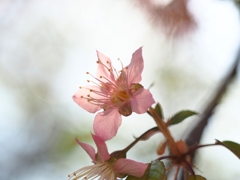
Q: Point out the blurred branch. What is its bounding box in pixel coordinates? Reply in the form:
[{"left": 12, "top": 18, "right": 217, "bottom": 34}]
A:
[{"left": 179, "top": 48, "right": 240, "bottom": 179}]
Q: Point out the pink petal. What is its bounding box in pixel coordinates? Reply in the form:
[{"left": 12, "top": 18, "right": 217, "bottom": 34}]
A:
[
  {"left": 73, "top": 85, "right": 102, "bottom": 113},
  {"left": 131, "top": 89, "right": 155, "bottom": 114},
  {"left": 96, "top": 51, "right": 115, "bottom": 82},
  {"left": 75, "top": 138, "right": 96, "bottom": 162},
  {"left": 93, "top": 109, "right": 122, "bottom": 141},
  {"left": 114, "top": 158, "right": 148, "bottom": 177},
  {"left": 91, "top": 134, "right": 110, "bottom": 162},
  {"left": 126, "top": 47, "right": 144, "bottom": 85}
]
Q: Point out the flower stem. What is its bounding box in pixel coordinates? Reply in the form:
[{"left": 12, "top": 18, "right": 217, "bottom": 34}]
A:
[
  {"left": 149, "top": 107, "right": 180, "bottom": 157},
  {"left": 122, "top": 126, "right": 160, "bottom": 153}
]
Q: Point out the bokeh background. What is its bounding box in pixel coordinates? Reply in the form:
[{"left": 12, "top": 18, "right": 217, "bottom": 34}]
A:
[{"left": 0, "top": 0, "right": 240, "bottom": 179}]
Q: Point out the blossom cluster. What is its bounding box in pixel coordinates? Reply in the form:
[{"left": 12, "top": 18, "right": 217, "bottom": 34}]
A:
[
  {"left": 69, "top": 47, "right": 240, "bottom": 180},
  {"left": 70, "top": 47, "right": 155, "bottom": 179}
]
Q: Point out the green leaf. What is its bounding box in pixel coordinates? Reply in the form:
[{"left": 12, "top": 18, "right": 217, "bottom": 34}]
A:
[
  {"left": 216, "top": 140, "right": 240, "bottom": 159},
  {"left": 168, "top": 110, "right": 198, "bottom": 126},
  {"left": 187, "top": 175, "right": 206, "bottom": 180},
  {"left": 154, "top": 103, "right": 164, "bottom": 119},
  {"left": 148, "top": 160, "right": 166, "bottom": 180}
]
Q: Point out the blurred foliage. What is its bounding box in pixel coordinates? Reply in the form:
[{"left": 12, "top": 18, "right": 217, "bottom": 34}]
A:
[
  {"left": 156, "top": 64, "right": 210, "bottom": 115},
  {"left": 0, "top": 15, "right": 90, "bottom": 179}
]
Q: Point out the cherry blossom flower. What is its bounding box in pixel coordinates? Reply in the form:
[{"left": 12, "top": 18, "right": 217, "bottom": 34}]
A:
[
  {"left": 68, "top": 134, "right": 148, "bottom": 180},
  {"left": 73, "top": 47, "right": 155, "bottom": 140}
]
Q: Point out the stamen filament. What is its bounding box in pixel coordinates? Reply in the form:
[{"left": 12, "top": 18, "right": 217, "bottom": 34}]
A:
[
  {"left": 78, "top": 54, "right": 144, "bottom": 113},
  {"left": 68, "top": 162, "right": 115, "bottom": 180},
  {"left": 97, "top": 60, "right": 112, "bottom": 72}
]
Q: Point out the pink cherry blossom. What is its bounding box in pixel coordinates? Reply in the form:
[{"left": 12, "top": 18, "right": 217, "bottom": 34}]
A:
[
  {"left": 73, "top": 47, "right": 155, "bottom": 140},
  {"left": 68, "top": 134, "right": 148, "bottom": 180}
]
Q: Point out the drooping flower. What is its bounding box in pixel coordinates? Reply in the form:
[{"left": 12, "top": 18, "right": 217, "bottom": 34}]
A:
[
  {"left": 73, "top": 47, "right": 155, "bottom": 140},
  {"left": 68, "top": 134, "right": 148, "bottom": 180}
]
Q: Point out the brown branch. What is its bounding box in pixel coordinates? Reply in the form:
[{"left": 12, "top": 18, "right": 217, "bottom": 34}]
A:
[
  {"left": 179, "top": 49, "right": 240, "bottom": 179},
  {"left": 185, "top": 48, "right": 240, "bottom": 154}
]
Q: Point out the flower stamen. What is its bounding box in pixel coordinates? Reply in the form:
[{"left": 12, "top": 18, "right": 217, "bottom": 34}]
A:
[{"left": 68, "top": 162, "right": 116, "bottom": 180}]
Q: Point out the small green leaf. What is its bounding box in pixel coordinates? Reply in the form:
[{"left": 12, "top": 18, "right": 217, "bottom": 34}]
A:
[
  {"left": 187, "top": 175, "right": 206, "bottom": 180},
  {"left": 216, "top": 140, "right": 240, "bottom": 159},
  {"left": 154, "top": 103, "right": 164, "bottom": 119},
  {"left": 148, "top": 160, "right": 166, "bottom": 180},
  {"left": 168, "top": 110, "right": 198, "bottom": 126}
]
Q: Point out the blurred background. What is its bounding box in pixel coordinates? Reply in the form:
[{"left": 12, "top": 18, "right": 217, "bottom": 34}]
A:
[{"left": 0, "top": 0, "right": 240, "bottom": 179}]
